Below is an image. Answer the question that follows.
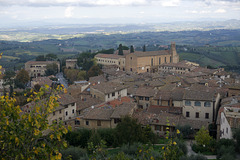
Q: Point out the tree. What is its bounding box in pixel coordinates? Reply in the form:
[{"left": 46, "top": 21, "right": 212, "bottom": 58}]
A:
[
  {"left": 15, "top": 69, "right": 30, "bottom": 89},
  {"left": 118, "top": 44, "right": 123, "bottom": 55},
  {"left": 45, "top": 63, "right": 58, "bottom": 76},
  {"left": 45, "top": 54, "right": 57, "bottom": 61},
  {"left": 97, "top": 49, "right": 114, "bottom": 54},
  {"left": 36, "top": 55, "right": 46, "bottom": 61},
  {"left": 143, "top": 45, "right": 146, "bottom": 52},
  {"left": 130, "top": 45, "right": 134, "bottom": 53},
  {"left": 233, "top": 128, "right": 240, "bottom": 152},
  {"left": 0, "top": 85, "right": 69, "bottom": 159},
  {"left": 115, "top": 116, "right": 144, "bottom": 145},
  {"left": 3, "top": 70, "right": 15, "bottom": 86},
  {"left": 195, "top": 126, "right": 212, "bottom": 146},
  {"left": 87, "top": 65, "right": 103, "bottom": 78}
]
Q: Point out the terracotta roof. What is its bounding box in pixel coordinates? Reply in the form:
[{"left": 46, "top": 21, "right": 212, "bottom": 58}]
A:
[
  {"left": 58, "top": 94, "right": 76, "bottom": 106},
  {"left": 95, "top": 53, "right": 124, "bottom": 59},
  {"left": 135, "top": 86, "right": 156, "bottom": 97},
  {"left": 228, "top": 84, "right": 240, "bottom": 90},
  {"left": 171, "top": 88, "right": 185, "bottom": 101},
  {"left": 89, "top": 75, "right": 107, "bottom": 84},
  {"left": 183, "top": 90, "right": 216, "bottom": 101},
  {"left": 154, "top": 91, "right": 171, "bottom": 101},
  {"left": 91, "top": 82, "right": 127, "bottom": 94},
  {"left": 130, "top": 50, "right": 170, "bottom": 57},
  {"left": 110, "top": 102, "right": 136, "bottom": 119},
  {"left": 25, "top": 61, "right": 60, "bottom": 65},
  {"left": 31, "top": 77, "right": 52, "bottom": 87},
  {"left": 75, "top": 95, "right": 103, "bottom": 111},
  {"left": 147, "top": 105, "right": 182, "bottom": 114},
  {"left": 83, "top": 107, "right": 114, "bottom": 120}
]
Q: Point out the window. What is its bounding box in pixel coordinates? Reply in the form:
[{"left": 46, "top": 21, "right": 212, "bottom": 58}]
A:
[
  {"left": 59, "top": 117, "right": 62, "bottom": 121},
  {"left": 186, "top": 111, "right": 190, "bottom": 117},
  {"left": 53, "top": 111, "right": 55, "bottom": 116},
  {"left": 163, "top": 126, "right": 167, "bottom": 131},
  {"left": 194, "top": 101, "right": 201, "bottom": 106},
  {"left": 165, "top": 57, "right": 166, "bottom": 63},
  {"left": 145, "top": 97, "right": 149, "bottom": 101},
  {"left": 114, "top": 118, "right": 121, "bottom": 124},
  {"left": 151, "top": 58, "right": 153, "bottom": 66},
  {"left": 72, "top": 109, "right": 74, "bottom": 114},
  {"left": 130, "top": 68, "right": 132, "bottom": 71},
  {"left": 226, "top": 128, "right": 228, "bottom": 134},
  {"left": 112, "top": 92, "right": 115, "bottom": 97},
  {"left": 86, "top": 121, "right": 89, "bottom": 126},
  {"left": 130, "top": 57, "right": 132, "bottom": 60},
  {"left": 159, "top": 58, "right": 161, "bottom": 64},
  {"left": 185, "top": 101, "right": 191, "bottom": 106},
  {"left": 97, "top": 120, "right": 101, "bottom": 126},
  {"left": 71, "top": 103, "right": 75, "bottom": 106},
  {"left": 66, "top": 111, "right": 68, "bottom": 116},
  {"left": 196, "top": 112, "right": 199, "bottom": 118},
  {"left": 204, "top": 102, "right": 211, "bottom": 107},
  {"left": 75, "top": 120, "right": 80, "bottom": 125},
  {"left": 170, "top": 57, "right": 172, "bottom": 63},
  {"left": 139, "top": 96, "right": 144, "bottom": 100},
  {"left": 59, "top": 110, "right": 62, "bottom": 114},
  {"left": 108, "top": 94, "right": 110, "bottom": 98},
  {"left": 205, "top": 113, "right": 209, "bottom": 119}
]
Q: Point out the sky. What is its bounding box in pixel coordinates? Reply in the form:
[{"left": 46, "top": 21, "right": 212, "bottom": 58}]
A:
[{"left": 0, "top": 0, "right": 240, "bottom": 27}]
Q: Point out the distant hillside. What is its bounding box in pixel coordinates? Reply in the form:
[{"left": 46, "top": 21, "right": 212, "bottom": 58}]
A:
[{"left": 0, "top": 29, "right": 239, "bottom": 71}]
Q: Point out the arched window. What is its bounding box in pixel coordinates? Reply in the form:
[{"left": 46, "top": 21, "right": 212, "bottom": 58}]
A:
[
  {"left": 204, "top": 102, "right": 211, "bottom": 107},
  {"left": 194, "top": 101, "right": 201, "bottom": 106},
  {"left": 185, "top": 101, "right": 191, "bottom": 106}
]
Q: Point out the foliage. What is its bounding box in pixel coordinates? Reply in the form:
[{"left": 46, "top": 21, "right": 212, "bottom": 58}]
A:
[
  {"left": 64, "top": 69, "right": 86, "bottom": 84},
  {"left": 120, "top": 142, "right": 142, "bottom": 156},
  {"left": 87, "top": 65, "right": 103, "bottom": 78},
  {"left": 97, "top": 128, "right": 116, "bottom": 147},
  {"left": 61, "top": 146, "right": 87, "bottom": 160},
  {"left": 87, "top": 140, "right": 108, "bottom": 160},
  {"left": 176, "top": 125, "right": 194, "bottom": 139},
  {"left": 3, "top": 70, "right": 15, "bottom": 86},
  {"left": 36, "top": 54, "right": 58, "bottom": 61},
  {"left": 64, "top": 128, "right": 91, "bottom": 148},
  {"left": 0, "top": 52, "right": 2, "bottom": 74},
  {"left": 115, "top": 116, "right": 145, "bottom": 145},
  {"left": 194, "top": 126, "right": 212, "bottom": 146},
  {"left": 36, "top": 55, "right": 46, "bottom": 61},
  {"left": 233, "top": 127, "right": 240, "bottom": 152},
  {"left": 118, "top": 44, "right": 123, "bottom": 55},
  {"left": 179, "top": 154, "right": 207, "bottom": 160},
  {"left": 97, "top": 48, "right": 114, "bottom": 54},
  {"left": 0, "top": 85, "right": 69, "bottom": 160},
  {"left": 130, "top": 45, "right": 134, "bottom": 53},
  {"left": 15, "top": 69, "right": 30, "bottom": 89},
  {"left": 143, "top": 45, "right": 146, "bottom": 52},
  {"left": 45, "top": 63, "right": 59, "bottom": 76},
  {"left": 77, "top": 52, "right": 97, "bottom": 71},
  {"left": 217, "top": 145, "right": 236, "bottom": 160}
]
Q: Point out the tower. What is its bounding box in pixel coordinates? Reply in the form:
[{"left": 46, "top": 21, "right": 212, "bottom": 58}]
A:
[{"left": 170, "top": 42, "right": 179, "bottom": 63}]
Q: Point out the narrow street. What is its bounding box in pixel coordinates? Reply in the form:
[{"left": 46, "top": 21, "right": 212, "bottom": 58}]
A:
[{"left": 56, "top": 72, "right": 68, "bottom": 88}]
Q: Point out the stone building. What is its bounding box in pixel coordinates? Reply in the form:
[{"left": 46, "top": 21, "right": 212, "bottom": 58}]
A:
[
  {"left": 25, "top": 61, "right": 60, "bottom": 78},
  {"left": 66, "top": 59, "right": 78, "bottom": 69},
  {"left": 125, "top": 42, "right": 179, "bottom": 73},
  {"left": 95, "top": 54, "right": 125, "bottom": 70}
]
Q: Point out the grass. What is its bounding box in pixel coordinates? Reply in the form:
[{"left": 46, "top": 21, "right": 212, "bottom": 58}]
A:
[{"left": 108, "top": 148, "right": 121, "bottom": 155}]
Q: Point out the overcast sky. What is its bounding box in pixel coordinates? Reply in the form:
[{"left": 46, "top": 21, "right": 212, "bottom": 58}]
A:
[{"left": 0, "top": 0, "right": 240, "bottom": 26}]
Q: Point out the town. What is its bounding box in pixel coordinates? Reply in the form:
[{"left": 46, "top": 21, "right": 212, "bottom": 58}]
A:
[{"left": 1, "top": 42, "right": 240, "bottom": 159}]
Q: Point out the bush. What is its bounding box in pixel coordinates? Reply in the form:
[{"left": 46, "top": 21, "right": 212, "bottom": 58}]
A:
[
  {"left": 64, "top": 128, "right": 91, "bottom": 148},
  {"left": 120, "top": 143, "right": 142, "bottom": 155},
  {"left": 180, "top": 154, "right": 207, "bottom": 160},
  {"left": 176, "top": 125, "right": 194, "bottom": 139},
  {"left": 97, "top": 128, "right": 116, "bottom": 147},
  {"left": 61, "top": 146, "right": 87, "bottom": 160},
  {"left": 192, "top": 143, "right": 209, "bottom": 153},
  {"left": 176, "top": 139, "right": 188, "bottom": 155},
  {"left": 217, "top": 145, "right": 236, "bottom": 160}
]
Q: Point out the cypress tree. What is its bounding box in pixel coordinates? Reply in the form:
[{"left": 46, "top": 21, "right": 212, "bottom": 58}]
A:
[
  {"left": 130, "top": 45, "right": 134, "bottom": 53},
  {"left": 118, "top": 44, "right": 123, "bottom": 55},
  {"left": 143, "top": 45, "right": 146, "bottom": 52}
]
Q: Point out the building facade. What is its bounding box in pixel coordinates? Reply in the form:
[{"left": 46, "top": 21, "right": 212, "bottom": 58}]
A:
[{"left": 25, "top": 61, "right": 60, "bottom": 78}]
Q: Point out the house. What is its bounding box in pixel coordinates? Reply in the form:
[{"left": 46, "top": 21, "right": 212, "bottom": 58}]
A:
[
  {"left": 66, "top": 59, "right": 78, "bottom": 69},
  {"left": 90, "top": 82, "right": 127, "bottom": 102},
  {"left": 135, "top": 86, "right": 156, "bottom": 109},
  {"left": 125, "top": 42, "right": 179, "bottom": 73},
  {"left": 158, "top": 60, "right": 198, "bottom": 74},
  {"left": 228, "top": 84, "right": 240, "bottom": 97},
  {"left": 25, "top": 61, "right": 60, "bottom": 78},
  {"left": 219, "top": 104, "right": 240, "bottom": 139},
  {"left": 95, "top": 54, "right": 126, "bottom": 70},
  {"left": 182, "top": 88, "right": 220, "bottom": 123},
  {"left": 82, "top": 102, "right": 136, "bottom": 129},
  {"left": 31, "top": 76, "right": 53, "bottom": 88}
]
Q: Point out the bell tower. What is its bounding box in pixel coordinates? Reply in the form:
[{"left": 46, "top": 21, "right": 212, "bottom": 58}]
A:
[{"left": 170, "top": 42, "right": 179, "bottom": 63}]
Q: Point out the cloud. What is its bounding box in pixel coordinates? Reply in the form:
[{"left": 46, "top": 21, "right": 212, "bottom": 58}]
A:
[
  {"left": 161, "top": 0, "right": 180, "bottom": 7},
  {"left": 65, "top": 6, "right": 74, "bottom": 18},
  {"left": 215, "top": 8, "right": 226, "bottom": 13}
]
